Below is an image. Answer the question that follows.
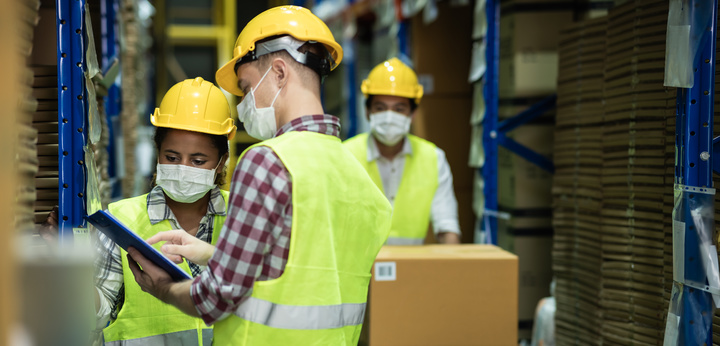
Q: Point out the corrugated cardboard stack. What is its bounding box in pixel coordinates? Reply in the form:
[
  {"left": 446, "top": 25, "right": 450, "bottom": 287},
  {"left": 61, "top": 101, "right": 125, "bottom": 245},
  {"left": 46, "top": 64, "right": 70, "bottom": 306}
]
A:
[
  {"left": 599, "top": 1, "right": 671, "bottom": 344},
  {"left": 32, "top": 65, "right": 59, "bottom": 227},
  {"left": 29, "top": 5, "right": 60, "bottom": 229},
  {"left": 410, "top": 1, "right": 475, "bottom": 243},
  {"left": 15, "top": 0, "right": 41, "bottom": 232},
  {"left": 552, "top": 16, "right": 607, "bottom": 345},
  {"left": 497, "top": 0, "right": 575, "bottom": 337}
]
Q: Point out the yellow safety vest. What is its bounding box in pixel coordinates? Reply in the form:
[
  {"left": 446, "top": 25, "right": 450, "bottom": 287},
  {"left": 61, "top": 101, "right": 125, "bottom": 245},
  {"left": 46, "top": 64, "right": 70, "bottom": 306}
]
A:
[
  {"left": 103, "top": 190, "right": 228, "bottom": 346},
  {"left": 344, "top": 133, "right": 438, "bottom": 245},
  {"left": 213, "top": 131, "right": 392, "bottom": 345}
]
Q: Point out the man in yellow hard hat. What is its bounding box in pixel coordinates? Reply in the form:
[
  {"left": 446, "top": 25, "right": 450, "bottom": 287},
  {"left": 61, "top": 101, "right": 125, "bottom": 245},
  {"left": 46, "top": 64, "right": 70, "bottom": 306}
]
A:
[
  {"left": 344, "top": 58, "right": 461, "bottom": 245},
  {"left": 125, "top": 6, "right": 392, "bottom": 345}
]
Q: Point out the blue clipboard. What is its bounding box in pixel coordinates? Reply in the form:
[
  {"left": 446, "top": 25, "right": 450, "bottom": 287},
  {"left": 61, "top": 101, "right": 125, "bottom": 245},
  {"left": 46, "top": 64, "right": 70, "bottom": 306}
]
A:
[{"left": 86, "top": 210, "right": 192, "bottom": 282}]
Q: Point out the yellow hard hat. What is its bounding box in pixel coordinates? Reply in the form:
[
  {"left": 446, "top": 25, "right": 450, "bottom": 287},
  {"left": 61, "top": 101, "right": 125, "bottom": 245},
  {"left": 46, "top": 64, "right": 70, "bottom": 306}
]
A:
[
  {"left": 216, "top": 5, "right": 343, "bottom": 97},
  {"left": 361, "top": 58, "right": 423, "bottom": 104},
  {"left": 151, "top": 77, "right": 237, "bottom": 140}
]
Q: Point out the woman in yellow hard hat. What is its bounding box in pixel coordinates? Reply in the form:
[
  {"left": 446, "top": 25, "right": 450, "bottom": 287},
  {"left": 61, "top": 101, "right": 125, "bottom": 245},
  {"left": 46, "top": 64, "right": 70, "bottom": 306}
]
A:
[
  {"left": 93, "top": 77, "right": 236, "bottom": 345},
  {"left": 344, "top": 57, "right": 462, "bottom": 245}
]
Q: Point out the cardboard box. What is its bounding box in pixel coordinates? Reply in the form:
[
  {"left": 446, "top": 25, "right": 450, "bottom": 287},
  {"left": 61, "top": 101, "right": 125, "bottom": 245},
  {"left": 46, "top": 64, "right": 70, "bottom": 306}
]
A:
[
  {"left": 361, "top": 245, "right": 518, "bottom": 346},
  {"left": 500, "top": 11, "right": 575, "bottom": 52},
  {"left": 499, "top": 51, "right": 559, "bottom": 97},
  {"left": 497, "top": 228, "right": 554, "bottom": 323},
  {"left": 497, "top": 121, "right": 554, "bottom": 210},
  {"left": 410, "top": 1, "right": 473, "bottom": 96}
]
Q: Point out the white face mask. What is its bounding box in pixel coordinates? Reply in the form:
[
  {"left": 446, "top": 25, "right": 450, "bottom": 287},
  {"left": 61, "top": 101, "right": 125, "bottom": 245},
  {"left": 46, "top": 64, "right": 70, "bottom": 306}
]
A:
[
  {"left": 237, "top": 67, "right": 283, "bottom": 140},
  {"left": 369, "top": 110, "right": 412, "bottom": 146},
  {"left": 156, "top": 163, "right": 218, "bottom": 203}
]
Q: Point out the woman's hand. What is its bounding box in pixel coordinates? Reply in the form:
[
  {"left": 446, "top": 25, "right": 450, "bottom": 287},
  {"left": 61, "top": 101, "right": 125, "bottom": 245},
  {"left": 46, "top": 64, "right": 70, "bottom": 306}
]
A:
[
  {"left": 146, "top": 230, "right": 216, "bottom": 266},
  {"left": 37, "top": 205, "right": 59, "bottom": 243}
]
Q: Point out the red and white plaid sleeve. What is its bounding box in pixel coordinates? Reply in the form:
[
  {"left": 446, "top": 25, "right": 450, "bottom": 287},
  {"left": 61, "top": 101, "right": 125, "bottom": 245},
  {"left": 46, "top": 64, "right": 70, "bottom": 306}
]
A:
[{"left": 190, "top": 145, "right": 293, "bottom": 325}]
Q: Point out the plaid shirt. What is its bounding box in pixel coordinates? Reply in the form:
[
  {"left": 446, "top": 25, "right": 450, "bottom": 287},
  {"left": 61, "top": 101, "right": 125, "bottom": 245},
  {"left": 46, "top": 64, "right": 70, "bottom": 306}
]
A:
[
  {"left": 94, "top": 185, "right": 227, "bottom": 331},
  {"left": 190, "top": 114, "right": 341, "bottom": 325}
]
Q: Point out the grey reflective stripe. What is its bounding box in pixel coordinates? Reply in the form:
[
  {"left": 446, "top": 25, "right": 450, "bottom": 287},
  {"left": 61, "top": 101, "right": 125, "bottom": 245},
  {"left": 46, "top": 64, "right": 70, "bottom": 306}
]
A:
[
  {"left": 385, "top": 237, "right": 424, "bottom": 245},
  {"left": 104, "top": 329, "right": 202, "bottom": 346},
  {"left": 235, "top": 297, "right": 366, "bottom": 330},
  {"left": 202, "top": 328, "right": 213, "bottom": 345}
]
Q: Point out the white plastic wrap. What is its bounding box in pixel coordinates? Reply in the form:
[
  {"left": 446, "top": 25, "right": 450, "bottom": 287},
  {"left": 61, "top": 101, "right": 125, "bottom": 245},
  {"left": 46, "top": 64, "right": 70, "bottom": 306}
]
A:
[
  {"left": 664, "top": 0, "right": 714, "bottom": 87},
  {"left": 468, "top": 40, "right": 487, "bottom": 83},
  {"left": 672, "top": 185, "right": 720, "bottom": 301},
  {"left": 472, "top": 0, "right": 486, "bottom": 40},
  {"left": 665, "top": 185, "right": 719, "bottom": 345}
]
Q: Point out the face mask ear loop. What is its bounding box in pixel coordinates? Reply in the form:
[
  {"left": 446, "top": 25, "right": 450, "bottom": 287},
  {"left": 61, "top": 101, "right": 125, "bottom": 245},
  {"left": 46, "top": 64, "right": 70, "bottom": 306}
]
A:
[
  {"left": 249, "top": 66, "right": 274, "bottom": 99},
  {"left": 269, "top": 81, "right": 284, "bottom": 108},
  {"left": 269, "top": 66, "right": 288, "bottom": 108}
]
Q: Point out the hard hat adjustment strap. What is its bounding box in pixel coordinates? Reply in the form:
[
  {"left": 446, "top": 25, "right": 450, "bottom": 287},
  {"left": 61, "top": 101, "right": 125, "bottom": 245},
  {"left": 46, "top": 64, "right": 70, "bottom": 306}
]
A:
[{"left": 234, "top": 36, "right": 333, "bottom": 81}]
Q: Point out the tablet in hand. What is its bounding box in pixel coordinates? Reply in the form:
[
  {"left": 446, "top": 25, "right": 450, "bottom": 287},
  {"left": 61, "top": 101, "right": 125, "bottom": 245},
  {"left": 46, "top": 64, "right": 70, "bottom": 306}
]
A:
[{"left": 86, "top": 210, "right": 192, "bottom": 282}]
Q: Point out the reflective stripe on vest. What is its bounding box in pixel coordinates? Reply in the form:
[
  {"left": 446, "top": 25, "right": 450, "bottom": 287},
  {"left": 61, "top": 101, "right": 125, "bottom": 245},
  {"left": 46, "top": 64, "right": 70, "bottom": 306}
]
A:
[
  {"left": 344, "top": 133, "right": 438, "bottom": 244},
  {"left": 234, "top": 297, "right": 366, "bottom": 330},
  {"left": 213, "top": 131, "right": 392, "bottom": 345},
  {"left": 386, "top": 237, "right": 424, "bottom": 245},
  {"left": 104, "top": 191, "right": 228, "bottom": 345},
  {"left": 104, "top": 329, "right": 212, "bottom": 346}
]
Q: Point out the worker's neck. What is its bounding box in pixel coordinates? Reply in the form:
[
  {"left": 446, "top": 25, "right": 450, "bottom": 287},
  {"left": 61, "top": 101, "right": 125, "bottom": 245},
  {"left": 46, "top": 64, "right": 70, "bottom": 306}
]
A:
[
  {"left": 275, "top": 86, "right": 324, "bottom": 129},
  {"left": 375, "top": 137, "right": 404, "bottom": 160}
]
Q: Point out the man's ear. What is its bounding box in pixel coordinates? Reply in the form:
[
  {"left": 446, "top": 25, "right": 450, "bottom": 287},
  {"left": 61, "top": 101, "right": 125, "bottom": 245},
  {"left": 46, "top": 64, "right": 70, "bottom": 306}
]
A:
[{"left": 271, "top": 58, "right": 288, "bottom": 88}]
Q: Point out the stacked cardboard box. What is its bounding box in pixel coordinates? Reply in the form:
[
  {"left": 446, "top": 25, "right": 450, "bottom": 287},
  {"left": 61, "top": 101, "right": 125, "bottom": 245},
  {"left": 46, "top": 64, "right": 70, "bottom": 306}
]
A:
[
  {"left": 496, "top": 102, "right": 555, "bottom": 335},
  {"left": 498, "top": 1, "right": 577, "bottom": 337},
  {"left": 552, "top": 16, "right": 607, "bottom": 345},
  {"left": 32, "top": 65, "right": 59, "bottom": 226},
  {"left": 15, "top": 0, "right": 41, "bottom": 232},
  {"left": 29, "top": 6, "right": 60, "bottom": 229},
  {"left": 599, "top": 1, "right": 671, "bottom": 344},
  {"left": 410, "top": 1, "right": 475, "bottom": 244}
]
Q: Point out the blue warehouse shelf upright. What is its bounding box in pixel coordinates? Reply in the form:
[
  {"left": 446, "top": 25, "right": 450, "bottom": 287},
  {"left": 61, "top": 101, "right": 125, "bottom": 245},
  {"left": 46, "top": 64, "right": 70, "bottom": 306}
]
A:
[
  {"left": 483, "top": 0, "right": 720, "bottom": 344},
  {"left": 57, "top": 0, "right": 88, "bottom": 240},
  {"left": 666, "top": 0, "right": 720, "bottom": 344},
  {"left": 481, "top": 0, "right": 555, "bottom": 245},
  {"left": 56, "top": 0, "right": 121, "bottom": 241}
]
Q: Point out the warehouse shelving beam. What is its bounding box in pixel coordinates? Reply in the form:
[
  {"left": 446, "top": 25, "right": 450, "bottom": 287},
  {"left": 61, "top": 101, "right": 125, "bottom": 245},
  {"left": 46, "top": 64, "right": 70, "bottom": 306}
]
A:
[
  {"left": 481, "top": 0, "right": 555, "bottom": 244},
  {"left": 101, "top": 0, "right": 121, "bottom": 198},
  {"left": 57, "top": 0, "right": 88, "bottom": 241},
  {"left": 673, "top": 0, "right": 717, "bottom": 344}
]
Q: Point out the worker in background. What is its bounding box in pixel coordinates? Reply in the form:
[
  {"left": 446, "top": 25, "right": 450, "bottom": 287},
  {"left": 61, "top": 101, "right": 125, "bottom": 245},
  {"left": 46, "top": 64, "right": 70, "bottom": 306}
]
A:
[
  {"left": 125, "top": 6, "right": 392, "bottom": 345},
  {"left": 94, "top": 77, "right": 235, "bottom": 344},
  {"left": 344, "top": 58, "right": 462, "bottom": 245}
]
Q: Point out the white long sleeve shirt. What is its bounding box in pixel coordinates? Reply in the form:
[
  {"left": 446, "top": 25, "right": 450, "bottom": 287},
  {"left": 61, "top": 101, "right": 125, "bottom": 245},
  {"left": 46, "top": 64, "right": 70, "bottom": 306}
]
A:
[{"left": 365, "top": 135, "right": 461, "bottom": 236}]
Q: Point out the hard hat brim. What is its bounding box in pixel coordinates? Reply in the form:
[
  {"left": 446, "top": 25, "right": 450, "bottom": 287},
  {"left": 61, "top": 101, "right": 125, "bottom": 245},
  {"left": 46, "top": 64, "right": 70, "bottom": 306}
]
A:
[{"left": 151, "top": 112, "right": 237, "bottom": 141}]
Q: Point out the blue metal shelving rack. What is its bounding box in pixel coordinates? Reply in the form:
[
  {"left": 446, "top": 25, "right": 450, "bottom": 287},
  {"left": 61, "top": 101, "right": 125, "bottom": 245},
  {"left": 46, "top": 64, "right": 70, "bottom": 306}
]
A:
[
  {"left": 483, "top": 0, "right": 720, "bottom": 342},
  {"left": 101, "top": 0, "right": 121, "bottom": 199},
  {"left": 57, "top": 0, "right": 88, "bottom": 241},
  {"left": 481, "top": 0, "right": 555, "bottom": 245},
  {"left": 675, "top": 0, "right": 718, "bottom": 343}
]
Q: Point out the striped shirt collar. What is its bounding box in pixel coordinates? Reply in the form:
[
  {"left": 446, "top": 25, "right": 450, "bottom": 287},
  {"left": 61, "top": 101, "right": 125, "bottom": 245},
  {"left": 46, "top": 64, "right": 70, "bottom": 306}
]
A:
[
  {"left": 275, "top": 114, "right": 341, "bottom": 138},
  {"left": 147, "top": 185, "right": 227, "bottom": 225},
  {"left": 366, "top": 134, "right": 413, "bottom": 162}
]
